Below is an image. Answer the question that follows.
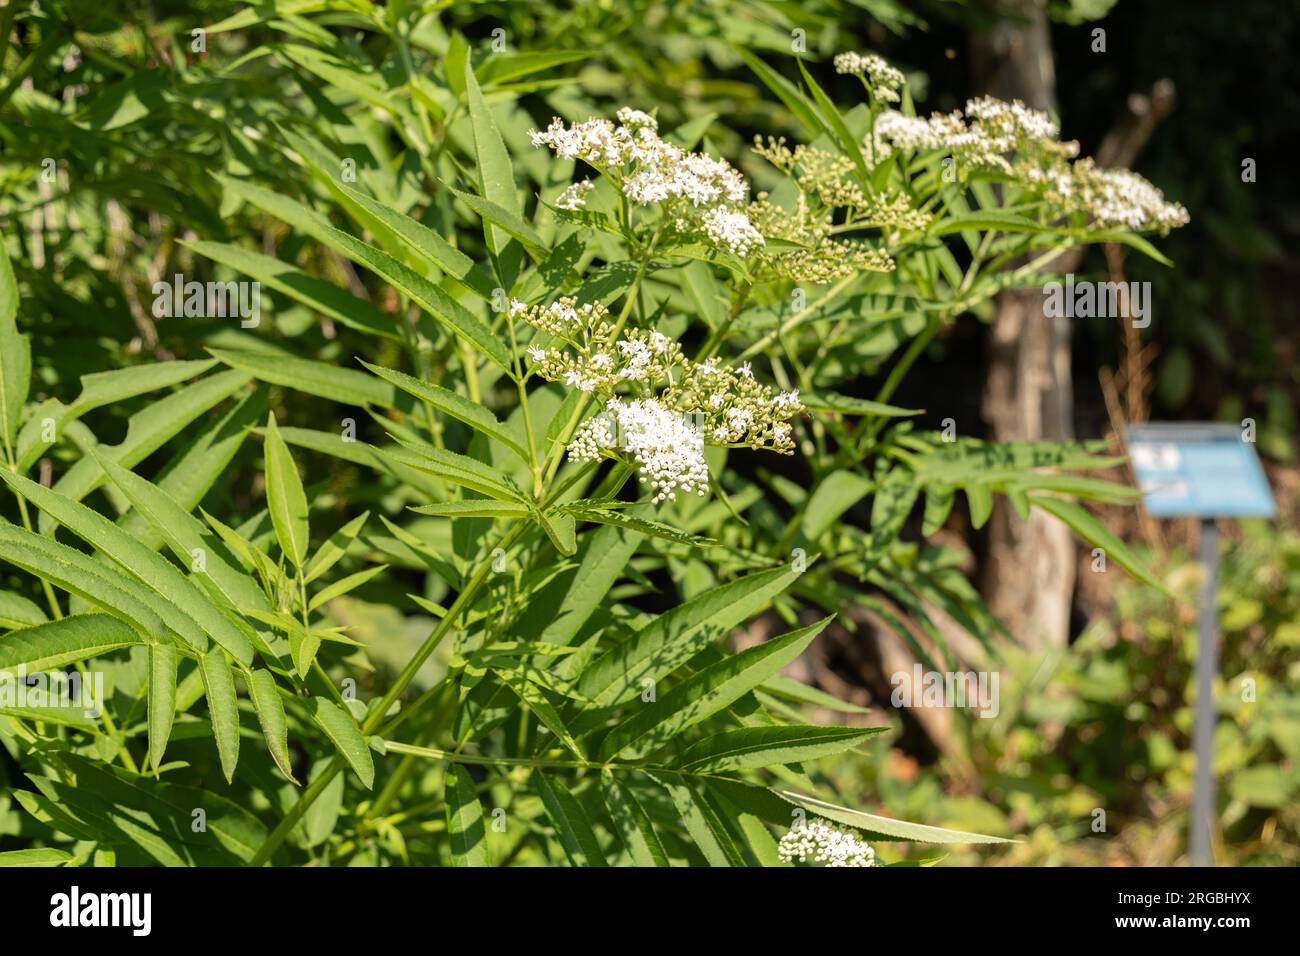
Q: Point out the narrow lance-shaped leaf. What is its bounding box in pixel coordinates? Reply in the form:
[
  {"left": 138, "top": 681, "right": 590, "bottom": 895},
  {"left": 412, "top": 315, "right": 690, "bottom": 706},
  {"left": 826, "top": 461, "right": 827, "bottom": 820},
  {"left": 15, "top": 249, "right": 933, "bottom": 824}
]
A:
[
  {"left": 444, "top": 767, "right": 490, "bottom": 866},
  {"left": 652, "top": 775, "right": 746, "bottom": 867},
  {"left": 0, "top": 521, "right": 167, "bottom": 639},
  {"left": 264, "top": 413, "right": 311, "bottom": 568},
  {"left": 148, "top": 642, "right": 179, "bottom": 774},
  {"left": 310, "top": 697, "right": 375, "bottom": 789},
  {"left": 201, "top": 650, "right": 241, "bottom": 783},
  {"left": 599, "top": 617, "right": 830, "bottom": 760},
  {"left": 247, "top": 669, "right": 298, "bottom": 784},
  {"left": 464, "top": 58, "right": 521, "bottom": 256},
  {"left": 39, "top": 368, "right": 251, "bottom": 531},
  {"left": 0, "top": 242, "right": 31, "bottom": 452},
  {"left": 0, "top": 469, "right": 253, "bottom": 663},
  {"left": 0, "top": 614, "right": 142, "bottom": 672},
  {"left": 532, "top": 770, "right": 608, "bottom": 867},
  {"left": 600, "top": 772, "right": 669, "bottom": 867},
  {"left": 671, "top": 725, "right": 884, "bottom": 773}
]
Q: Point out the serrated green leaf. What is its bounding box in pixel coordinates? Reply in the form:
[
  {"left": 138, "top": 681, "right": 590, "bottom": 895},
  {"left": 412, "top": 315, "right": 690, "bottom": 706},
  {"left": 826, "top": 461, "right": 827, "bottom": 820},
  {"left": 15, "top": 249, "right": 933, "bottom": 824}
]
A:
[
  {"left": 360, "top": 361, "right": 528, "bottom": 463},
  {"left": 310, "top": 697, "right": 374, "bottom": 789},
  {"left": 599, "top": 617, "right": 829, "bottom": 760},
  {"left": 673, "top": 725, "right": 882, "bottom": 773},
  {"left": 247, "top": 668, "right": 297, "bottom": 784},
  {"left": 147, "top": 642, "right": 178, "bottom": 773},
  {"left": 0, "top": 614, "right": 142, "bottom": 671},
  {"left": 533, "top": 770, "right": 607, "bottom": 866},
  {"left": 264, "top": 414, "right": 311, "bottom": 568},
  {"left": 0, "top": 469, "right": 253, "bottom": 662},
  {"left": 578, "top": 564, "right": 801, "bottom": 707},
  {"left": 600, "top": 772, "right": 668, "bottom": 867},
  {"left": 445, "top": 766, "right": 490, "bottom": 866},
  {"left": 201, "top": 649, "right": 241, "bottom": 783}
]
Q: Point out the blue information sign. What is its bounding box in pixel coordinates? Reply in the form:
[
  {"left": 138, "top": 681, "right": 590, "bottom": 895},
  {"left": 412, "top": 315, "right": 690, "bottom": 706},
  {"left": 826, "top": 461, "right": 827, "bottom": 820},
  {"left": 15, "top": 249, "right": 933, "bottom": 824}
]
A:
[{"left": 1125, "top": 423, "right": 1276, "bottom": 518}]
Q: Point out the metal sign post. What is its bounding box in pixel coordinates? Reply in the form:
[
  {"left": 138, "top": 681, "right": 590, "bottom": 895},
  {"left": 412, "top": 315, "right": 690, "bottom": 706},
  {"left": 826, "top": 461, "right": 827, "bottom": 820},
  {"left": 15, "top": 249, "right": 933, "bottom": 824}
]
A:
[
  {"left": 1125, "top": 423, "right": 1275, "bottom": 868},
  {"left": 1191, "top": 517, "right": 1219, "bottom": 868}
]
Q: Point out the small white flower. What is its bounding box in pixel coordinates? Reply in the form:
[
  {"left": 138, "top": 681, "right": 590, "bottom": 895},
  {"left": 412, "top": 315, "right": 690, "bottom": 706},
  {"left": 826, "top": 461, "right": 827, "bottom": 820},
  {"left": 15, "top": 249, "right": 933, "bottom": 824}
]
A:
[
  {"left": 777, "top": 820, "right": 877, "bottom": 868},
  {"left": 555, "top": 179, "right": 594, "bottom": 211}
]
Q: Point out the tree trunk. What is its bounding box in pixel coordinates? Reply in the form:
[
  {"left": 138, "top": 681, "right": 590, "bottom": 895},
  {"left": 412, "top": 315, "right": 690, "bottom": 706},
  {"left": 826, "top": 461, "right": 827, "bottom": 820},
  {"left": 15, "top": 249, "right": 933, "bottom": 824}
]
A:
[{"left": 972, "top": 0, "right": 1077, "bottom": 650}]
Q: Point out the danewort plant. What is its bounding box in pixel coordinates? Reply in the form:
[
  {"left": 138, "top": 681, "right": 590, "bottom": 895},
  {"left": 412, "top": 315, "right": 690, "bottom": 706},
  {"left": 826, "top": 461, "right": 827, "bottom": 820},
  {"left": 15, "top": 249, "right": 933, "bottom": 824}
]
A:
[{"left": 0, "top": 6, "right": 1185, "bottom": 867}]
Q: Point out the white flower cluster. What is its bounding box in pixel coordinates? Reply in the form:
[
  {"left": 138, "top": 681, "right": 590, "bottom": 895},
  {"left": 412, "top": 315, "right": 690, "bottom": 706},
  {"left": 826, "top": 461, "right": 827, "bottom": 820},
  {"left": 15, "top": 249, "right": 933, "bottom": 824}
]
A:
[
  {"left": 869, "top": 97, "right": 1189, "bottom": 234},
  {"left": 508, "top": 294, "right": 802, "bottom": 498},
  {"left": 530, "top": 108, "right": 764, "bottom": 256},
  {"left": 570, "top": 398, "right": 710, "bottom": 503},
  {"left": 834, "top": 51, "right": 905, "bottom": 103},
  {"left": 1054, "top": 159, "right": 1191, "bottom": 233},
  {"left": 778, "top": 820, "right": 877, "bottom": 868},
  {"left": 554, "top": 179, "right": 594, "bottom": 211}
]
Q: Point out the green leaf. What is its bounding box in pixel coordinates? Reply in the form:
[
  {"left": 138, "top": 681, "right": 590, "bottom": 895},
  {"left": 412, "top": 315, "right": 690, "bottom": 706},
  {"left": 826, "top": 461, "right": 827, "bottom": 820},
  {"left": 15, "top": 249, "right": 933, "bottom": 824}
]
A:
[
  {"left": 653, "top": 775, "right": 745, "bottom": 866},
  {"left": 410, "top": 501, "right": 531, "bottom": 519},
  {"left": 360, "top": 361, "right": 528, "bottom": 463},
  {"left": 210, "top": 348, "right": 393, "bottom": 408},
  {"left": 0, "top": 468, "right": 254, "bottom": 663},
  {"left": 305, "top": 512, "right": 370, "bottom": 584},
  {"left": 464, "top": 58, "right": 521, "bottom": 257},
  {"left": 803, "top": 471, "right": 873, "bottom": 539},
  {"left": 247, "top": 668, "right": 297, "bottom": 784},
  {"left": 965, "top": 483, "right": 993, "bottom": 530},
  {"left": 672, "top": 725, "right": 882, "bottom": 773},
  {"left": 798, "top": 59, "right": 867, "bottom": 179},
  {"left": 446, "top": 186, "right": 547, "bottom": 259},
  {"left": 599, "top": 617, "right": 830, "bottom": 760},
  {"left": 201, "top": 650, "right": 241, "bottom": 783},
  {"left": 216, "top": 176, "right": 513, "bottom": 372},
  {"left": 264, "top": 413, "right": 311, "bottom": 568},
  {"left": 183, "top": 240, "right": 400, "bottom": 339},
  {"left": 95, "top": 452, "right": 270, "bottom": 616},
  {"left": 802, "top": 393, "right": 921, "bottom": 418},
  {"left": 931, "top": 211, "right": 1052, "bottom": 236},
  {"left": 0, "top": 243, "right": 31, "bottom": 452},
  {"left": 779, "top": 790, "right": 1012, "bottom": 844},
  {"left": 527, "top": 522, "right": 642, "bottom": 649},
  {"left": 495, "top": 669, "right": 584, "bottom": 758},
  {"left": 310, "top": 697, "right": 375, "bottom": 789},
  {"left": 476, "top": 50, "right": 593, "bottom": 86},
  {"left": 381, "top": 440, "right": 526, "bottom": 502},
  {"left": 0, "top": 614, "right": 142, "bottom": 671},
  {"left": 0, "top": 521, "right": 167, "bottom": 638},
  {"left": 147, "top": 641, "right": 179, "bottom": 773},
  {"left": 600, "top": 771, "right": 669, "bottom": 866},
  {"left": 734, "top": 47, "right": 827, "bottom": 139},
  {"left": 0, "top": 848, "right": 72, "bottom": 867},
  {"left": 38, "top": 368, "right": 252, "bottom": 527},
  {"left": 444, "top": 766, "right": 490, "bottom": 866},
  {"left": 307, "top": 564, "right": 387, "bottom": 612},
  {"left": 0, "top": 590, "right": 48, "bottom": 630},
  {"left": 533, "top": 771, "right": 608, "bottom": 866},
  {"left": 578, "top": 564, "right": 801, "bottom": 707},
  {"left": 1031, "top": 495, "right": 1168, "bottom": 593},
  {"left": 759, "top": 674, "right": 875, "bottom": 714},
  {"left": 559, "top": 504, "right": 715, "bottom": 548},
  {"left": 922, "top": 485, "right": 956, "bottom": 535}
]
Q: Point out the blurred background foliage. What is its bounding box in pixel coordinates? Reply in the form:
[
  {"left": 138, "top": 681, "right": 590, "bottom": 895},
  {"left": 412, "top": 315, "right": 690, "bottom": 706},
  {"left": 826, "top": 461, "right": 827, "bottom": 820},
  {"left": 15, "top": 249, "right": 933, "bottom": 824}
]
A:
[{"left": 1, "top": 0, "right": 1295, "bottom": 866}]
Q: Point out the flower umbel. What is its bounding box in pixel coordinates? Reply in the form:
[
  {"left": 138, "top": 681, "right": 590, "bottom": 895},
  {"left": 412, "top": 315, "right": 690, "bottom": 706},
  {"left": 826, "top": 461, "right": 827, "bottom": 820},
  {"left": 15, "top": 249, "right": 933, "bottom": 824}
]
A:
[
  {"left": 509, "top": 295, "right": 803, "bottom": 499},
  {"left": 530, "top": 109, "right": 764, "bottom": 257},
  {"left": 778, "top": 820, "right": 878, "bottom": 867}
]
